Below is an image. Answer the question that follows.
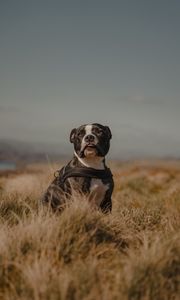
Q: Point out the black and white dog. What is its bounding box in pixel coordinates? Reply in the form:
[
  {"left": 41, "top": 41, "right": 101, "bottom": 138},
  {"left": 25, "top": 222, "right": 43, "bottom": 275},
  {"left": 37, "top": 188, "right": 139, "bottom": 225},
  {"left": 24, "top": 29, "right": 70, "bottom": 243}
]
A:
[{"left": 42, "top": 123, "right": 114, "bottom": 213}]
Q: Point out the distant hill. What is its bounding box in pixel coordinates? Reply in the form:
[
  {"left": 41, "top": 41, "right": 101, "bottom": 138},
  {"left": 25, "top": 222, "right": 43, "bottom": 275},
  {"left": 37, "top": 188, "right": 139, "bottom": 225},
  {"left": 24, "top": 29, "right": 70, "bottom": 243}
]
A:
[
  {"left": 0, "top": 139, "right": 69, "bottom": 162},
  {"left": 0, "top": 138, "right": 179, "bottom": 163}
]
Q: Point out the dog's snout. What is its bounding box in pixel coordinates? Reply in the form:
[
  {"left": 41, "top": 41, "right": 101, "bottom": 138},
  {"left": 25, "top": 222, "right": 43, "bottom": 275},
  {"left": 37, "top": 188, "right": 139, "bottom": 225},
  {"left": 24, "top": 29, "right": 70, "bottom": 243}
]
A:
[{"left": 85, "top": 134, "right": 95, "bottom": 143}]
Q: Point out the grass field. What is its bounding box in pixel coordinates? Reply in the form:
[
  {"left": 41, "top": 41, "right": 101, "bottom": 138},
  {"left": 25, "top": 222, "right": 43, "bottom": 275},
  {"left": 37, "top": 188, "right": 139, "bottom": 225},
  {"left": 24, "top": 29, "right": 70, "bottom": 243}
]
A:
[{"left": 0, "top": 160, "right": 180, "bottom": 300}]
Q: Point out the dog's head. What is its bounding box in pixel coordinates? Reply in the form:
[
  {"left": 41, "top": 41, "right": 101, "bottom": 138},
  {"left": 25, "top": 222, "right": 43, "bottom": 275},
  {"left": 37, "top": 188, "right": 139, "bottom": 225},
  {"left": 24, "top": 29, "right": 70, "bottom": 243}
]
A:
[{"left": 70, "top": 123, "right": 112, "bottom": 158}]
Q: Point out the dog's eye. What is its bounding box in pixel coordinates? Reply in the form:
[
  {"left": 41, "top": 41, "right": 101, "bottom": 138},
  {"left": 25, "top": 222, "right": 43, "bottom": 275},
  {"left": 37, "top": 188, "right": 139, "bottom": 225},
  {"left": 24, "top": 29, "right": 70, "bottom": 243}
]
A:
[
  {"left": 95, "top": 129, "right": 103, "bottom": 135},
  {"left": 77, "top": 130, "right": 84, "bottom": 137}
]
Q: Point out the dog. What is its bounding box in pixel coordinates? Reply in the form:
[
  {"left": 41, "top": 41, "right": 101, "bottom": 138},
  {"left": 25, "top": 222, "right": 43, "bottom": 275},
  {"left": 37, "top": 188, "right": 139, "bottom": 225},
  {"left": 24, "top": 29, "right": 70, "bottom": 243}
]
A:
[{"left": 42, "top": 123, "right": 114, "bottom": 213}]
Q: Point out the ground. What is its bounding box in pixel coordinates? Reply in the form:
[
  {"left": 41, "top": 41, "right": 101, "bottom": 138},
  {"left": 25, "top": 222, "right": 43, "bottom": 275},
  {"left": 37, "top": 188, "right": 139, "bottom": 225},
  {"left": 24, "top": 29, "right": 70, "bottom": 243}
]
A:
[{"left": 0, "top": 160, "right": 180, "bottom": 300}]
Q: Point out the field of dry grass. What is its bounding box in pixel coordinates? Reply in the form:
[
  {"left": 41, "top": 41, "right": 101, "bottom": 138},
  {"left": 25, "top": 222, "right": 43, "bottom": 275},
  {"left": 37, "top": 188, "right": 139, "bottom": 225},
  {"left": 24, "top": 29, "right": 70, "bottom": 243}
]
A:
[{"left": 0, "top": 160, "right": 180, "bottom": 300}]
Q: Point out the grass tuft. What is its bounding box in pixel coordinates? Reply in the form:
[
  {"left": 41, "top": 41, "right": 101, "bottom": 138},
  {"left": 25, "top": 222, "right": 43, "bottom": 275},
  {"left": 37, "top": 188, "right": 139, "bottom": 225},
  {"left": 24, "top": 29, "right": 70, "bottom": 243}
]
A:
[{"left": 0, "top": 160, "right": 179, "bottom": 299}]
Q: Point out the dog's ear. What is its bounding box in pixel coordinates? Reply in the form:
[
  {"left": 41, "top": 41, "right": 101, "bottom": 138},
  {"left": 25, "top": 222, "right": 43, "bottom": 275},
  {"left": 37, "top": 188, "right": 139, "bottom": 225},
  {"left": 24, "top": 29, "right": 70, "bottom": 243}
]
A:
[
  {"left": 70, "top": 128, "right": 77, "bottom": 143},
  {"left": 105, "top": 126, "right": 112, "bottom": 140}
]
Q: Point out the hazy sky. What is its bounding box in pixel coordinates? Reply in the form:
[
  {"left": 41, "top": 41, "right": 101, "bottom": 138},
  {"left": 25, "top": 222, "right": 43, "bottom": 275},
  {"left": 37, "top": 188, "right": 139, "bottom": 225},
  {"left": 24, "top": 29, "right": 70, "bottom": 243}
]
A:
[{"left": 0, "top": 0, "right": 180, "bottom": 158}]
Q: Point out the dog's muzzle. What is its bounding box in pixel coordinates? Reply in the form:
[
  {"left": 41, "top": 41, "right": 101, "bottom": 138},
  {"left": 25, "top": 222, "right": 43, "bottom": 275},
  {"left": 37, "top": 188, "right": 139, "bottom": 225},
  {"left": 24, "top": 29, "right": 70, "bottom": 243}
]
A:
[
  {"left": 80, "top": 142, "right": 106, "bottom": 158},
  {"left": 79, "top": 144, "right": 97, "bottom": 157}
]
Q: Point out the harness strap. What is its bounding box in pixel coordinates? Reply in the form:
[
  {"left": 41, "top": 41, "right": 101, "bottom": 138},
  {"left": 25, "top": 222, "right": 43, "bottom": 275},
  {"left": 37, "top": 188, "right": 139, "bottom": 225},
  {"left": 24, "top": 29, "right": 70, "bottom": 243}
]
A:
[{"left": 55, "top": 166, "right": 113, "bottom": 183}]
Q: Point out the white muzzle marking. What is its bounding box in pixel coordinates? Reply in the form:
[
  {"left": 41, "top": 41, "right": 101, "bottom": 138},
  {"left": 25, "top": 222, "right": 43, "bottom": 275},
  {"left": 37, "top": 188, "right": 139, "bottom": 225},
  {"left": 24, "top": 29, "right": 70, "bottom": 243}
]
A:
[{"left": 81, "top": 125, "right": 98, "bottom": 151}]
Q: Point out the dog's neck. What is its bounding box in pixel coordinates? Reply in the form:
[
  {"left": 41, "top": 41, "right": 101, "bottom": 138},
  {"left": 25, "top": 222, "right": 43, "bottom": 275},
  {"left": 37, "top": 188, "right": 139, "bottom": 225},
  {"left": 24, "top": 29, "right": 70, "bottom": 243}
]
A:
[{"left": 74, "top": 151, "right": 105, "bottom": 170}]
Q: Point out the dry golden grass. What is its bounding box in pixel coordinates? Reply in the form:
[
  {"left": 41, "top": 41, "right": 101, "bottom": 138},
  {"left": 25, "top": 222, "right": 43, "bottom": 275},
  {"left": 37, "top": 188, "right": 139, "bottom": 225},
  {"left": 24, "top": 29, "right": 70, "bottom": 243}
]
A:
[{"left": 0, "top": 160, "right": 180, "bottom": 300}]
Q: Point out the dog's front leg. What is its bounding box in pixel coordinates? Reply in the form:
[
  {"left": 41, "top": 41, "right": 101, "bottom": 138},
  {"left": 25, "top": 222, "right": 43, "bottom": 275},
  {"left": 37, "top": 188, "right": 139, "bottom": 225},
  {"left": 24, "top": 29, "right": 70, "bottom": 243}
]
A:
[
  {"left": 100, "top": 190, "right": 112, "bottom": 213},
  {"left": 42, "top": 181, "right": 67, "bottom": 212}
]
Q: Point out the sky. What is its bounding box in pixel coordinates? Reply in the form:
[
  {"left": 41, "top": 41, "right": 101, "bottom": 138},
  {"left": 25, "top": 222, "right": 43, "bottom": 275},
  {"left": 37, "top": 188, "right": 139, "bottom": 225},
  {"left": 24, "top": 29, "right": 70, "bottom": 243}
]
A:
[{"left": 0, "top": 0, "right": 180, "bottom": 158}]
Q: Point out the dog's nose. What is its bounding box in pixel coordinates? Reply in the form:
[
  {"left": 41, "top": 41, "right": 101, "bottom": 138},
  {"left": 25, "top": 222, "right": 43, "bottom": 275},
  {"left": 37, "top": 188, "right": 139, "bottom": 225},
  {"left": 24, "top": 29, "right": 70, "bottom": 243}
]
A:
[{"left": 85, "top": 134, "right": 95, "bottom": 143}]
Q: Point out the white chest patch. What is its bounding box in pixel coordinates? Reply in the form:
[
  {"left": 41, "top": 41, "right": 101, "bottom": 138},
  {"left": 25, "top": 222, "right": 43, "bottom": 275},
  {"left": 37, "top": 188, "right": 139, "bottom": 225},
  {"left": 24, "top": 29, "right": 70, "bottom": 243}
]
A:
[{"left": 88, "top": 178, "right": 109, "bottom": 208}]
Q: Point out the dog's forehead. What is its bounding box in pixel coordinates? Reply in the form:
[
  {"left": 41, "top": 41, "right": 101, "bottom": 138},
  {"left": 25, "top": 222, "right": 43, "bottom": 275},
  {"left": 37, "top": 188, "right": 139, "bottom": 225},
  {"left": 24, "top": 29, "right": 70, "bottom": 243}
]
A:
[
  {"left": 76, "top": 124, "right": 92, "bottom": 132},
  {"left": 78, "top": 123, "right": 105, "bottom": 129},
  {"left": 75, "top": 123, "right": 106, "bottom": 133},
  {"left": 92, "top": 123, "right": 105, "bottom": 130},
  {"left": 76, "top": 124, "right": 87, "bottom": 132}
]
